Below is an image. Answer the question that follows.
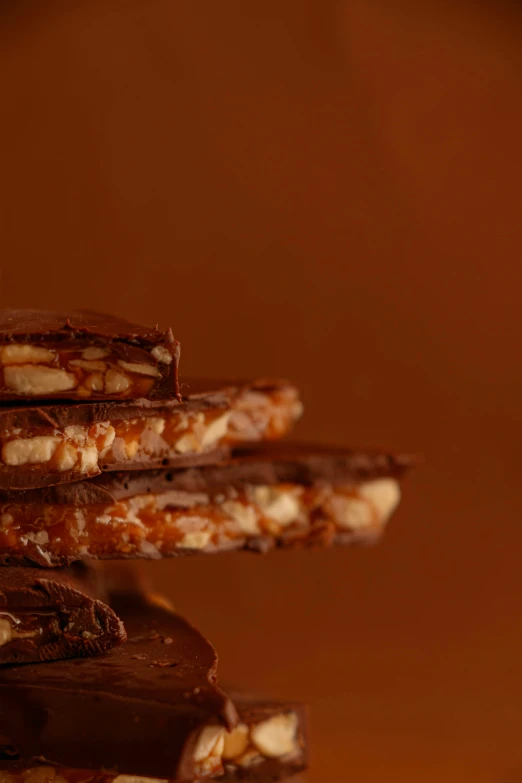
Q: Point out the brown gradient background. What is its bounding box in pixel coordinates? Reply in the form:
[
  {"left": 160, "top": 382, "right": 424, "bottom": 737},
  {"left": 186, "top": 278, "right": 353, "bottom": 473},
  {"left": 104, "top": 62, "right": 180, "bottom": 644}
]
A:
[{"left": 1, "top": 1, "right": 522, "bottom": 780}]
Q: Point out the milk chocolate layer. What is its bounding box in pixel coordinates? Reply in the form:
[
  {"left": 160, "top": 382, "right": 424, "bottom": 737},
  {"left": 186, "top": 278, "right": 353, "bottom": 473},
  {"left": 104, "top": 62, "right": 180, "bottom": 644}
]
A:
[
  {"left": 0, "top": 593, "right": 236, "bottom": 780},
  {"left": 0, "top": 309, "right": 179, "bottom": 402},
  {"left": 0, "top": 567, "right": 125, "bottom": 664},
  {"left": 0, "top": 444, "right": 414, "bottom": 566},
  {"left": 0, "top": 378, "right": 301, "bottom": 489}
]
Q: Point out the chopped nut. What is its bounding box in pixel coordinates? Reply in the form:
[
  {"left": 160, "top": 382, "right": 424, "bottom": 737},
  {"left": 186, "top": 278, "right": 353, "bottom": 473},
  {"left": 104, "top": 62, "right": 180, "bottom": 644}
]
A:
[
  {"left": 0, "top": 344, "right": 55, "bottom": 365},
  {"left": 174, "top": 432, "right": 200, "bottom": 454},
  {"left": 193, "top": 725, "right": 225, "bottom": 764},
  {"left": 222, "top": 723, "right": 249, "bottom": 760},
  {"left": 3, "top": 436, "right": 61, "bottom": 466},
  {"left": 69, "top": 359, "right": 107, "bottom": 372},
  {"left": 105, "top": 369, "right": 131, "bottom": 394},
  {"left": 54, "top": 442, "right": 78, "bottom": 472},
  {"left": 4, "top": 365, "right": 77, "bottom": 395},
  {"left": 147, "top": 417, "right": 166, "bottom": 435},
  {"left": 200, "top": 412, "right": 231, "bottom": 449},
  {"left": 0, "top": 618, "right": 12, "bottom": 646},
  {"left": 151, "top": 345, "right": 173, "bottom": 364},
  {"left": 125, "top": 440, "right": 140, "bottom": 459},
  {"left": 250, "top": 713, "right": 299, "bottom": 758},
  {"left": 177, "top": 530, "right": 211, "bottom": 549},
  {"left": 221, "top": 500, "right": 260, "bottom": 535},
  {"left": 359, "top": 478, "right": 401, "bottom": 521},
  {"left": 117, "top": 360, "right": 160, "bottom": 378},
  {"left": 83, "top": 372, "right": 104, "bottom": 392},
  {"left": 82, "top": 347, "right": 109, "bottom": 360},
  {"left": 79, "top": 445, "right": 98, "bottom": 473},
  {"left": 98, "top": 425, "right": 116, "bottom": 457},
  {"left": 251, "top": 486, "right": 301, "bottom": 526},
  {"left": 326, "top": 495, "right": 374, "bottom": 530}
]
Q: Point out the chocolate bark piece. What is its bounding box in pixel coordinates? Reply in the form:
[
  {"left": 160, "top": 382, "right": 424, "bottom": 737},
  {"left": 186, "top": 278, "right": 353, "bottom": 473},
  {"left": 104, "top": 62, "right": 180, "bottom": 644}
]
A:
[
  {"left": 0, "top": 593, "right": 237, "bottom": 780},
  {"left": 0, "top": 443, "right": 415, "bottom": 567},
  {"left": 0, "top": 378, "right": 301, "bottom": 490},
  {"left": 0, "top": 566, "right": 125, "bottom": 664},
  {"left": 0, "top": 309, "right": 179, "bottom": 402},
  {"left": 0, "top": 696, "right": 306, "bottom": 783}
]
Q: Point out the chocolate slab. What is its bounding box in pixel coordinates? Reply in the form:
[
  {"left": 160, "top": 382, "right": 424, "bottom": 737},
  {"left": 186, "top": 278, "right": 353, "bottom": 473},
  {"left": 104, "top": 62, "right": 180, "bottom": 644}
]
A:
[
  {"left": 0, "top": 378, "right": 301, "bottom": 489},
  {"left": 0, "top": 593, "right": 237, "bottom": 780},
  {"left": 0, "top": 566, "right": 125, "bottom": 664},
  {"left": 0, "top": 695, "right": 306, "bottom": 783},
  {"left": 0, "top": 309, "right": 179, "bottom": 401},
  {"left": 0, "top": 443, "right": 415, "bottom": 566}
]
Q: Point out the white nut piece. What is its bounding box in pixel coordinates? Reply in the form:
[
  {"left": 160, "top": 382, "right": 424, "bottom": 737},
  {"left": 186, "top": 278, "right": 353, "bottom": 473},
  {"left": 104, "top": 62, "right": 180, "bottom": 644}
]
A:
[
  {"left": 82, "top": 347, "right": 109, "bottom": 360},
  {"left": 177, "top": 530, "right": 211, "bottom": 550},
  {"left": 0, "top": 345, "right": 56, "bottom": 365},
  {"left": 84, "top": 372, "right": 104, "bottom": 392},
  {"left": 79, "top": 445, "right": 98, "bottom": 473},
  {"left": 151, "top": 345, "right": 173, "bottom": 364},
  {"left": 251, "top": 713, "right": 299, "bottom": 758},
  {"left": 326, "top": 494, "right": 374, "bottom": 530},
  {"left": 222, "top": 723, "right": 249, "bottom": 760},
  {"left": 147, "top": 417, "right": 166, "bottom": 435},
  {"left": 201, "top": 412, "right": 231, "bottom": 449},
  {"left": 193, "top": 725, "right": 225, "bottom": 762},
  {"left": 125, "top": 440, "right": 140, "bottom": 459},
  {"left": 2, "top": 436, "right": 61, "bottom": 466},
  {"left": 359, "top": 478, "right": 401, "bottom": 522},
  {"left": 117, "top": 360, "right": 160, "bottom": 378},
  {"left": 4, "top": 365, "right": 76, "bottom": 395},
  {"left": 54, "top": 442, "right": 78, "bottom": 471},
  {"left": 98, "top": 425, "right": 116, "bottom": 457},
  {"left": 251, "top": 486, "right": 301, "bottom": 526},
  {"left": 174, "top": 432, "right": 200, "bottom": 454},
  {"left": 0, "top": 618, "right": 12, "bottom": 646},
  {"left": 105, "top": 369, "right": 131, "bottom": 394},
  {"left": 221, "top": 500, "right": 260, "bottom": 535}
]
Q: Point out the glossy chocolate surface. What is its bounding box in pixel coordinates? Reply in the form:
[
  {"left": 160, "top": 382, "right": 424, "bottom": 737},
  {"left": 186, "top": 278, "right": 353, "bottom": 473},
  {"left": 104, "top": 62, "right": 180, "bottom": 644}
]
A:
[{"left": 0, "top": 593, "right": 236, "bottom": 779}]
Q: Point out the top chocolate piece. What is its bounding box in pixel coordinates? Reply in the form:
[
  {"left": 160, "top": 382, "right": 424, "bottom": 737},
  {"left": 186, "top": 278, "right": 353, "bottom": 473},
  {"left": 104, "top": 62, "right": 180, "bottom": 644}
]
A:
[{"left": 0, "top": 309, "right": 180, "bottom": 401}]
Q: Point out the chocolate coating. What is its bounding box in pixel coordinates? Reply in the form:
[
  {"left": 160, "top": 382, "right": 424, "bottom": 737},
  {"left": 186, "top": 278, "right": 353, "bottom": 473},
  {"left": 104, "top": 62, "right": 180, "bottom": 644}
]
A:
[
  {"left": 0, "top": 567, "right": 125, "bottom": 664},
  {"left": 0, "top": 310, "right": 174, "bottom": 345},
  {"left": 0, "top": 442, "right": 414, "bottom": 506},
  {"left": 0, "top": 309, "right": 179, "bottom": 401},
  {"left": 0, "top": 593, "right": 236, "bottom": 779}
]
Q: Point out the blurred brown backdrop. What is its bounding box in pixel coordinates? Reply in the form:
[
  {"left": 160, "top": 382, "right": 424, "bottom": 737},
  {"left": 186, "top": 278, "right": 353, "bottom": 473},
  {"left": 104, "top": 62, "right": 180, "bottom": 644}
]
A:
[{"left": 1, "top": 1, "right": 522, "bottom": 780}]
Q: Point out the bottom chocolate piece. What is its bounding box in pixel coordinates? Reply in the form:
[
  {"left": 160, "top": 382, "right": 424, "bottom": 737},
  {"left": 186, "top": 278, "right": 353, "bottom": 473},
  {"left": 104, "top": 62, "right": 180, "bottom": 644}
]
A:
[
  {"left": 0, "top": 566, "right": 125, "bottom": 664},
  {"left": 0, "top": 593, "right": 236, "bottom": 780},
  {"left": 0, "top": 695, "right": 306, "bottom": 782}
]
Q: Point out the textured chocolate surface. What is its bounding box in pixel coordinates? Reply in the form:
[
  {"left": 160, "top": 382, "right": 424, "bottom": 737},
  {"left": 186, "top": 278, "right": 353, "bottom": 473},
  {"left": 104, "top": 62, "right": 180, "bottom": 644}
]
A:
[
  {"left": 0, "top": 566, "right": 125, "bottom": 664},
  {"left": 0, "top": 310, "right": 174, "bottom": 344},
  {"left": 0, "top": 309, "right": 179, "bottom": 400},
  {"left": 0, "top": 593, "right": 236, "bottom": 779},
  {"left": 0, "top": 442, "right": 414, "bottom": 505},
  {"left": 0, "top": 378, "right": 299, "bottom": 489}
]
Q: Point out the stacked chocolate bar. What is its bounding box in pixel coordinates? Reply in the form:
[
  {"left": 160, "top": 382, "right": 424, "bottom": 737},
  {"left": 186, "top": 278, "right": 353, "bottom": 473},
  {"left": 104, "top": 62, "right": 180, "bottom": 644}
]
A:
[{"left": 0, "top": 309, "right": 414, "bottom": 782}]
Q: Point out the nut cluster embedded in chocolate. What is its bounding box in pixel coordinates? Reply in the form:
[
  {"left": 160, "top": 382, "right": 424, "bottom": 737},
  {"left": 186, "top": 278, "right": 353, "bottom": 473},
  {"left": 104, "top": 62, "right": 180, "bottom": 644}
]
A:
[{"left": 0, "top": 307, "right": 416, "bottom": 783}]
